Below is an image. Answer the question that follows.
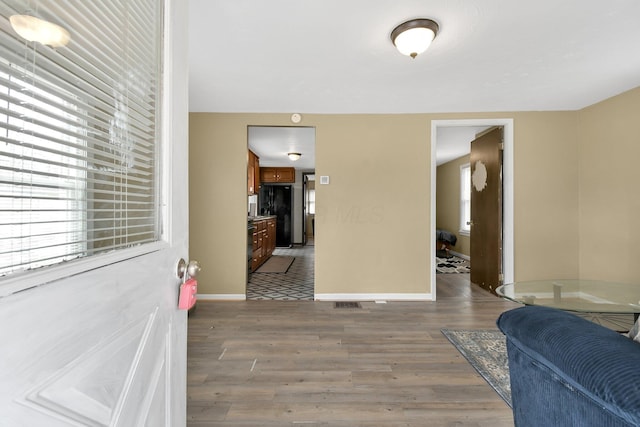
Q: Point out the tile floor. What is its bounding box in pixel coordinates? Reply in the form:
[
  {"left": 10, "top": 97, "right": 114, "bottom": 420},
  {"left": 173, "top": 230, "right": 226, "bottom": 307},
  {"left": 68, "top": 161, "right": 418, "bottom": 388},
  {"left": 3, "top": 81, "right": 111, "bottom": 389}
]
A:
[{"left": 246, "top": 245, "right": 314, "bottom": 300}]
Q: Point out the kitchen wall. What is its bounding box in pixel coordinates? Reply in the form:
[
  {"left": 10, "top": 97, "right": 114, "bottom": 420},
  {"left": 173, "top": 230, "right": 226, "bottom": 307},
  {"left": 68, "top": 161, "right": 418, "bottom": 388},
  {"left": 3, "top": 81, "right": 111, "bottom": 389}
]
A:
[
  {"left": 189, "top": 107, "right": 588, "bottom": 298},
  {"left": 436, "top": 154, "right": 470, "bottom": 257}
]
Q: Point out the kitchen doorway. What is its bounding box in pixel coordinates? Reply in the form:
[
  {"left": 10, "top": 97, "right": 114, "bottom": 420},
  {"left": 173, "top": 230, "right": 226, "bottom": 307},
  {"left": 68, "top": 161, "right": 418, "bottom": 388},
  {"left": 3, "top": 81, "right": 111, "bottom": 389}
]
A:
[{"left": 247, "top": 126, "right": 316, "bottom": 300}]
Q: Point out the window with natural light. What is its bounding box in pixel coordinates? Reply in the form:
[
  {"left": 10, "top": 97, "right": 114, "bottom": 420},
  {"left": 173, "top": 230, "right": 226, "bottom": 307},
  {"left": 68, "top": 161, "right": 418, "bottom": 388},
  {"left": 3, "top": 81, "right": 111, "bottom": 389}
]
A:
[
  {"left": 308, "top": 188, "right": 315, "bottom": 215},
  {"left": 0, "top": 64, "right": 85, "bottom": 275},
  {"left": 460, "top": 163, "right": 471, "bottom": 235},
  {"left": 0, "top": 1, "right": 162, "bottom": 278}
]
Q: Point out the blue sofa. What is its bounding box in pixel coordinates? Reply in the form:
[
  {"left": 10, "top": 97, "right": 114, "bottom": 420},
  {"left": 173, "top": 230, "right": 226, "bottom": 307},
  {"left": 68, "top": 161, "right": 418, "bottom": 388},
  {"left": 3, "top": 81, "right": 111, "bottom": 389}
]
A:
[{"left": 497, "top": 306, "right": 640, "bottom": 427}]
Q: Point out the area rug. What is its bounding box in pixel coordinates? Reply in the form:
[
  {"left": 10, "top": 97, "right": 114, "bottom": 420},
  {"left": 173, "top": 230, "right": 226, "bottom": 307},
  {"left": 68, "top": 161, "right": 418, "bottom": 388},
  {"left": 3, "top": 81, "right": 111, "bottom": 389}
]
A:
[
  {"left": 441, "top": 329, "right": 511, "bottom": 407},
  {"left": 436, "top": 256, "right": 470, "bottom": 274},
  {"left": 255, "top": 255, "right": 295, "bottom": 273}
]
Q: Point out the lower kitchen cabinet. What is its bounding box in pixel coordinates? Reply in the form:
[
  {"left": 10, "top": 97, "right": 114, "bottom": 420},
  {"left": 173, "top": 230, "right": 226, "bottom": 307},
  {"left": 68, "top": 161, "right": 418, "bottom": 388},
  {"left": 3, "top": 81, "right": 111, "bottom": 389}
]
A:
[{"left": 251, "top": 217, "right": 276, "bottom": 271}]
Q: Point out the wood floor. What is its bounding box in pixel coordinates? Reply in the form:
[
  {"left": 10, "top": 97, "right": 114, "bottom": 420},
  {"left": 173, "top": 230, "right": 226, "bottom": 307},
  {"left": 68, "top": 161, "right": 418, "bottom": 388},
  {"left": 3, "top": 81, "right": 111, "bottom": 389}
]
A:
[{"left": 187, "top": 274, "right": 521, "bottom": 426}]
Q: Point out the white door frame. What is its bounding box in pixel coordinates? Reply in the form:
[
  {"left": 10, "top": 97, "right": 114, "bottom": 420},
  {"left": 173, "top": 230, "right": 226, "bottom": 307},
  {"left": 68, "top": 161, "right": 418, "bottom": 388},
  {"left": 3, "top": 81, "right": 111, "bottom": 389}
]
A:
[{"left": 430, "top": 119, "right": 514, "bottom": 300}]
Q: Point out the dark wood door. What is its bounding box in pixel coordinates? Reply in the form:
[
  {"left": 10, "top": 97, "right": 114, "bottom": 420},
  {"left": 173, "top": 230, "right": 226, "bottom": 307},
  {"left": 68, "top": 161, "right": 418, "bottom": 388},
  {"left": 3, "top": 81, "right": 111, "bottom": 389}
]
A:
[{"left": 470, "top": 127, "right": 503, "bottom": 294}]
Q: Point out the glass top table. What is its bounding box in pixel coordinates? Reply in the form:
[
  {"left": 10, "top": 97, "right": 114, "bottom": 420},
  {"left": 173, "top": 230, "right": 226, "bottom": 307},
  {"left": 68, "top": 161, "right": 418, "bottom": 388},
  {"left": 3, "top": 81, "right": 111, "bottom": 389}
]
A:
[{"left": 496, "top": 279, "right": 640, "bottom": 330}]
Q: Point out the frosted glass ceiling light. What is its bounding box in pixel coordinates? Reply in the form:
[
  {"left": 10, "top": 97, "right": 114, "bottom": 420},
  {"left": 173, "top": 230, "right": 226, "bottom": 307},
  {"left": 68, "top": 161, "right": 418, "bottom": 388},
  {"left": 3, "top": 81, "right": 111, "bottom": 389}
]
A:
[
  {"left": 10, "top": 14, "right": 70, "bottom": 47},
  {"left": 287, "top": 152, "right": 301, "bottom": 161},
  {"left": 391, "top": 18, "right": 439, "bottom": 59}
]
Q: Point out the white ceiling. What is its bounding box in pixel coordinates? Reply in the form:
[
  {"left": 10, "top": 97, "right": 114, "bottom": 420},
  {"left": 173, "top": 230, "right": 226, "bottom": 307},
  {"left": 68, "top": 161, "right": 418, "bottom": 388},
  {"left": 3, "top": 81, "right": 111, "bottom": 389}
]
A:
[
  {"left": 436, "top": 126, "right": 489, "bottom": 165},
  {"left": 189, "top": 0, "right": 640, "bottom": 165},
  {"left": 248, "top": 126, "right": 316, "bottom": 169}
]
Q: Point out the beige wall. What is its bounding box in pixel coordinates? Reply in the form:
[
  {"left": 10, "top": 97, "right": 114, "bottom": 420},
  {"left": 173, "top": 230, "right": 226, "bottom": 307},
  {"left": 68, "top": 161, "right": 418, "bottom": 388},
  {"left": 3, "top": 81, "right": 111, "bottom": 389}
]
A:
[
  {"left": 313, "top": 114, "right": 430, "bottom": 295},
  {"left": 189, "top": 91, "right": 640, "bottom": 297},
  {"left": 189, "top": 114, "right": 251, "bottom": 296},
  {"left": 436, "top": 155, "right": 470, "bottom": 257},
  {"left": 511, "top": 112, "right": 580, "bottom": 280},
  {"left": 577, "top": 87, "right": 640, "bottom": 283},
  {"left": 190, "top": 113, "right": 432, "bottom": 297}
]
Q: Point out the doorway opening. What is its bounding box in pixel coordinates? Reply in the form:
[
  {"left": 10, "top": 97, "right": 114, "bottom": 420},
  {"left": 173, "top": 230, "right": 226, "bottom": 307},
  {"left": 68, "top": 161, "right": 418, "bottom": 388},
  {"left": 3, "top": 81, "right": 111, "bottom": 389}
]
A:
[
  {"left": 302, "top": 172, "right": 315, "bottom": 247},
  {"left": 431, "top": 119, "right": 514, "bottom": 300},
  {"left": 246, "top": 126, "right": 316, "bottom": 300}
]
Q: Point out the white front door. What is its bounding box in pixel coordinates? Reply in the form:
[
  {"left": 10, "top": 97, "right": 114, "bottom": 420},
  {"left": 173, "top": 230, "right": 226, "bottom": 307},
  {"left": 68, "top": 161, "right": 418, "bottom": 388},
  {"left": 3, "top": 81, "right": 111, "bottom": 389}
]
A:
[{"left": 0, "top": 2, "right": 189, "bottom": 425}]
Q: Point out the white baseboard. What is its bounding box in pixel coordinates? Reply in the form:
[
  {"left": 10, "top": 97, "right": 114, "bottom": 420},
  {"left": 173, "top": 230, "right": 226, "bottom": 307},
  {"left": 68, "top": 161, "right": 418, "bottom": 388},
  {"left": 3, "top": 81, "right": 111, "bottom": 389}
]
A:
[
  {"left": 197, "top": 294, "right": 246, "bottom": 301},
  {"left": 197, "top": 293, "right": 436, "bottom": 302},
  {"left": 449, "top": 250, "right": 470, "bottom": 261},
  {"left": 314, "top": 293, "right": 434, "bottom": 301}
]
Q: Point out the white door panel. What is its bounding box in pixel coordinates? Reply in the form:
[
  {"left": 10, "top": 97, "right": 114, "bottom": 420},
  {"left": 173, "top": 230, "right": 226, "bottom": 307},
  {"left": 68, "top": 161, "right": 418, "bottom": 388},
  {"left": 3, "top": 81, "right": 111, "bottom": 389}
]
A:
[
  {"left": 0, "top": 1, "right": 189, "bottom": 425},
  {"left": 0, "top": 248, "right": 187, "bottom": 426}
]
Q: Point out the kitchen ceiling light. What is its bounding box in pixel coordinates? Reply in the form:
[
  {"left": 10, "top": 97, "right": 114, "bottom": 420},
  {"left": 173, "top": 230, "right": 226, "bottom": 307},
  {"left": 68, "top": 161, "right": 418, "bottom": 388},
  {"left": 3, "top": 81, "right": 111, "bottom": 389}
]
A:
[
  {"left": 10, "top": 14, "right": 70, "bottom": 47},
  {"left": 287, "top": 152, "right": 301, "bottom": 161},
  {"left": 390, "top": 18, "right": 439, "bottom": 59}
]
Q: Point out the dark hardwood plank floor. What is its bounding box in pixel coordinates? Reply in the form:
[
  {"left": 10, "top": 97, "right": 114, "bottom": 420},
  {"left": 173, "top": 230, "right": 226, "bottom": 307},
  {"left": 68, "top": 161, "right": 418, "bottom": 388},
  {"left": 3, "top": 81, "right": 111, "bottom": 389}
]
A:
[{"left": 187, "top": 273, "right": 520, "bottom": 426}]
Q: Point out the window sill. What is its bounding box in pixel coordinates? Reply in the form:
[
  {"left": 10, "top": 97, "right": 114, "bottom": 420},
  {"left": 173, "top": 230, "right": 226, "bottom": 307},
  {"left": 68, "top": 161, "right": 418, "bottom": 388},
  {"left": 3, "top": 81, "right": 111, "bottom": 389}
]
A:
[{"left": 0, "top": 241, "right": 168, "bottom": 298}]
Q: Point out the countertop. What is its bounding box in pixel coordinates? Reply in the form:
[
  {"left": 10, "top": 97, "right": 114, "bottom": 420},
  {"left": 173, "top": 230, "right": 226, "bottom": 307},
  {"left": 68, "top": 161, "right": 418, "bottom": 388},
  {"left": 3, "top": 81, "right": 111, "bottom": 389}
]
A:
[{"left": 248, "top": 215, "right": 276, "bottom": 221}]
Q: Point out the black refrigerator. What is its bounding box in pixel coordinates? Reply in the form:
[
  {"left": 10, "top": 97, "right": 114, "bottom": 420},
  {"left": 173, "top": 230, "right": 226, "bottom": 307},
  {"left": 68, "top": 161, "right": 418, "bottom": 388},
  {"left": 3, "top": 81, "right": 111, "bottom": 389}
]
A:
[{"left": 259, "top": 184, "right": 292, "bottom": 247}]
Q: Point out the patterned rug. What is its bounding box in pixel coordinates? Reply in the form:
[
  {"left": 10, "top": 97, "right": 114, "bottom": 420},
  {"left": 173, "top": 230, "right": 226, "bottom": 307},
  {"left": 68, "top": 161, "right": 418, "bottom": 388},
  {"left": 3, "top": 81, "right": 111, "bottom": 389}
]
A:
[
  {"left": 441, "top": 329, "right": 511, "bottom": 407},
  {"left": 436, "top": 256, "right": 470, "bottom": 274},
  {"left": 255, "top": 255, "right": 295, "bottom": 273}
]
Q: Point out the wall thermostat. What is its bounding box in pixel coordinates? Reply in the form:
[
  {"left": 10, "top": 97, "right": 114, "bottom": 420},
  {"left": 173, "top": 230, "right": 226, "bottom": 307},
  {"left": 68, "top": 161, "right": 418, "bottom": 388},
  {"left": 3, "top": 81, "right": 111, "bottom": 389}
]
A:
[{"left": 291, "top": 113, "right": 302, "bottom": 124}]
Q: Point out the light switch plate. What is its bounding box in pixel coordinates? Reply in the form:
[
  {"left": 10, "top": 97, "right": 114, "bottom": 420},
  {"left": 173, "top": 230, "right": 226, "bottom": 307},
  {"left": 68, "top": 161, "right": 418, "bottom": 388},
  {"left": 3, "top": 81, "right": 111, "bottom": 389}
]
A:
[{"left": 320, "top": 176, "right": 330, "bottom": 185}]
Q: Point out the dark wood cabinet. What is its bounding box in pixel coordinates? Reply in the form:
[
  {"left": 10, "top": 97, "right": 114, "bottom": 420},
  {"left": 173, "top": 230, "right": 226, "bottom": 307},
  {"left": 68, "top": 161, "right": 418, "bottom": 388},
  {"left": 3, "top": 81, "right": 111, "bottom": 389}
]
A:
[
  {"left": 260, "top": 167, "right": 295, "bottom": 183},
  {"left": 264, "top": 218, "right": 276, "bottom": 258},
  {"left": 250, "top": 217, "right": 277, "bottom": 271},
  {"left": 248, "top": 150, "right": 260, "bottom": 195},
  {"left": 254, "top": 152, "right": 260, "bottom": 191}
]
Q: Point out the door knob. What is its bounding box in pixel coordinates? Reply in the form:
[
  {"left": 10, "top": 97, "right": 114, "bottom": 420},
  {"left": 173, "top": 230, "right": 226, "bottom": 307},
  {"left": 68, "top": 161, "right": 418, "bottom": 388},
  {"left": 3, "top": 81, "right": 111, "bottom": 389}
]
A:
[
  {"left": 187, "top": 260, "right": 201, "bottom": 278},
  {"left": 177, "top": 259, "right": 201, "bottom": 280}
]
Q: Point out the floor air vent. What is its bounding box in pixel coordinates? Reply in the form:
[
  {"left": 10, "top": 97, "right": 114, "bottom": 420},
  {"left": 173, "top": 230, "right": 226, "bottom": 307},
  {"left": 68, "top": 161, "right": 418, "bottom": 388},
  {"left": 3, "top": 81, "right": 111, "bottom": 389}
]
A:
[{"left": 334, "top": 301, "right": 362, "bottom": 309}]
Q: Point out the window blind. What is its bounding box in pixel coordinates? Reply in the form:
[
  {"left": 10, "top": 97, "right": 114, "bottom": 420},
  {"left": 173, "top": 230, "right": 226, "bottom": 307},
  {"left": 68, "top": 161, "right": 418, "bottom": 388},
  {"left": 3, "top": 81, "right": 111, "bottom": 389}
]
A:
[
  {"left": 0, "top": 0, "right": 163, "bottom": 277},
  {"left": 460, "top": 164, "right": 471, "bottom": 233}
]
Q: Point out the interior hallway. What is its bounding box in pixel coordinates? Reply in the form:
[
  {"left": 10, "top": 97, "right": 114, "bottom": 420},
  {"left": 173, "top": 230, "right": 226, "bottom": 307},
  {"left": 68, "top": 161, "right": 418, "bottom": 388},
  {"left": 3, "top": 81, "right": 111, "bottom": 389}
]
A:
[{"left": 188, "top": 273, "right": 520, "bottom": 426}]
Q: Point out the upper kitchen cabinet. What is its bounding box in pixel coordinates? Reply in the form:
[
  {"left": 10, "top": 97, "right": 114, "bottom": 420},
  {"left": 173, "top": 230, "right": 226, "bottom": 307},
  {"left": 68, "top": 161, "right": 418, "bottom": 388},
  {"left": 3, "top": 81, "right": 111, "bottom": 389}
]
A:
[
  {"left": 248, "top": 150, "right": 260, "bottom": 194},
  {"left": 261, "top": 167, "right": 295, "bottom": 183}
]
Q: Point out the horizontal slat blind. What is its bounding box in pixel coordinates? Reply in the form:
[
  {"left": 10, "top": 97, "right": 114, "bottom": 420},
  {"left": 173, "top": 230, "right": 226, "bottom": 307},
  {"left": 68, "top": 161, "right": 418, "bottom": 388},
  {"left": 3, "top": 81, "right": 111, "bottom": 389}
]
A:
[{"left": 0, "top": 0, "right": 162, "bottom": 277}]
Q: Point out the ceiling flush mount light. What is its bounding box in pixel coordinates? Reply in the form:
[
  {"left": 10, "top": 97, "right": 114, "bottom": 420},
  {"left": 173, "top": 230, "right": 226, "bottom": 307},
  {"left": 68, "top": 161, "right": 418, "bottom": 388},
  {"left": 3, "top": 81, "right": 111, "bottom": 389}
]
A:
[
  {"left": 391, "top": 18, "right": 439, "bottom": 59},
  {"left": 287, "top": 152, "right": 301, "bottom": 161},
  {"left": 10, "top": 14, "right": 70, "bottom": 47}
]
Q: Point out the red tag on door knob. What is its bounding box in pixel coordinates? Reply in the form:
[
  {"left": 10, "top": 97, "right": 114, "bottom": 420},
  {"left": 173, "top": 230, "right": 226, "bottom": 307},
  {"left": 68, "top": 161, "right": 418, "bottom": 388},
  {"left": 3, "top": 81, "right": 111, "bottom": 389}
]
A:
[{"left": 178, "top": 278, "right": 197, "bottom": 310}]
